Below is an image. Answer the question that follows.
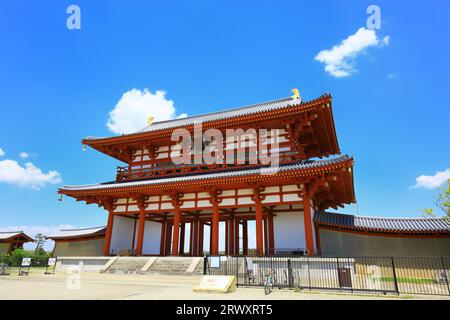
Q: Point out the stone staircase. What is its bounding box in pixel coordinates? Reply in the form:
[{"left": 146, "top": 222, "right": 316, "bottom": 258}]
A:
[
  {"left": 149, "top": 257, "right": 202, "bottom": 275},
  {"left": 106, "top": 257, "right": 149, "bottom": 274},
  {"left": 103, "top": 256, "right": 204, "bottom": 275}
]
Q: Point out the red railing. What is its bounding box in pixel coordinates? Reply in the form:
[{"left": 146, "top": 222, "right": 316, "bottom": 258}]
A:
[{"left": 116, "top": 150, "right": 303, "bottom": 181}]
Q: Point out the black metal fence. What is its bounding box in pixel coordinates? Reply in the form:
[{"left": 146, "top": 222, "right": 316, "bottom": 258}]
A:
[{"left": 204, "top": 255, "right": 450, "bottom": 296}]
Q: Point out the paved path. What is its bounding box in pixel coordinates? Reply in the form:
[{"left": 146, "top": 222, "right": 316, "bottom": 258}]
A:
[{"left": 0, "top": 272, "right": 448, "bottom": 300}]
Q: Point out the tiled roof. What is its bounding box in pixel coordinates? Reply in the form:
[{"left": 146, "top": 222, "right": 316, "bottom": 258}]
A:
[
  {"left": 0, "top": 231, "right": 33, "bottom": 241},
  {"left": 84, "top": 94, "right": 330, "bottom": 140},
  {"left": 60, "top": 155, "right": 351, "bottom": 191},
  {"left": 46, "top": 226, "right": 106, "bottom": 240},
  {"left": 314, "top": 211, "right": 450, "bottom": 234}
]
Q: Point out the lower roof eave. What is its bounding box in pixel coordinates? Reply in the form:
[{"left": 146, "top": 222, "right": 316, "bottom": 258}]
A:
[{"left": 58, "top": 155, "right": 355, "bottom": 198}]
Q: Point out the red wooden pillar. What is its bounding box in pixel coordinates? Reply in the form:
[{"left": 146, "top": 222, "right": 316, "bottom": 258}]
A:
[
  {"left": 303, "top": 193, "right": 315, "bottom": 256},
  {"left": 159, "top": 215, "right": 167, "bottom": 256},
  {"left": 172, "top": 206, "right": 181, "bottom": 256},
  {"left": 264, "top": 216, "right": 269, "bottom": 255},
  {"left": 136, "top": 207, "right": 146, "bottom": 256},
  {"left": 234, "top": 219, "right": 240, "bottom": 255},
  {"left": 165, "top": 222, "right": 172, "bottom": 255},
  {"left": 209, "top": 225, "right": 213, "bottom": 254},
  {"left": 268, "top": 213, "right": 275, "bottom": 255},
  {"left": 189, "top": 222, "right": 194, "bottom": 256},
  {"left": 103, "top": 211, "right": 114, "bottom": 256},
  {"left": 255, "top": 194, "right": 264, "bottom": 256},
  {"left": 211, "top": 201, "right": 220, "bottom": 255},
  {"left": 193, "top": 218, "right": 199, "bottom": 256},
  {"left": 229, "top": 215, "right": 235, "bottom": 255},
  {"left": 225, "top": 220, "right": 229, "bottom": 255},
  {"left": 179, "top": 222, "right": 185, "bottom": 255},
  {"left": 199, "top": 222, "right": 204, "bottom": 256},
  {"left": 242, "top": 220, "right": 248, "bottom": 255},
  {"left": 131, "top": 217, "right": 137, "bottom": 251}
]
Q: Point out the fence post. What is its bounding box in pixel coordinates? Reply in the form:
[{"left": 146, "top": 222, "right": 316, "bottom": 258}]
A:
[
  {"left": 440, "top": 257, "right": 450, "bottom": 296},
  {"left": 287, "top": 258, "right": 293, "bottom": 287},
  {"left": 391, "top": 257, "right": 399, "bottom": 295}
]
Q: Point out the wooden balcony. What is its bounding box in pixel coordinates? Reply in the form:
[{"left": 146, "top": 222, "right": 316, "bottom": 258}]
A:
[{"left": 116, "top": 150, "right": 304, "bottom": 182}]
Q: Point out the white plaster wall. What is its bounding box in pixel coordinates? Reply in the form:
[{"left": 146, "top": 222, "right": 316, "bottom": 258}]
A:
[
  {"left": 142, "top": 221, "right": 162, "bottom": 255},
  {"left": 53, "top": 238, "right": 105, "bottom": 257},
  {"left": 110, "top": 216, "right": 135, "bottom": 252},
  {"left": 273, "top": 211, "right": 306, "bottom": 250}
]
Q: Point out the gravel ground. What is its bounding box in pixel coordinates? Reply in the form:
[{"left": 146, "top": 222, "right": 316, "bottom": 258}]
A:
[{"left": 0, "top": 272, "right": 448, "bottom": 300}]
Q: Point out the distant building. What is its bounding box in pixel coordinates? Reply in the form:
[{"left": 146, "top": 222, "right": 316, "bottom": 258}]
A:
[
  {"left": 47, "top": 227, "right": 106, "bottom": 257},
  {"left": 0, "top": 231, "right": 33, "bottom": 254},
  {"left": 314, "top": 211, "right": 450, "bottom": 256}
]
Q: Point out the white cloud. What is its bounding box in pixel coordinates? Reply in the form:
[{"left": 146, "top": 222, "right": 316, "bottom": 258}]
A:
[
  {"left": 107, "top": 88, "right": 186, "bottom": 134},
  {"left": 19, "top": 152, "right": 29, "bottom": 159},
  {"left": 0, "top": 159, "right": 62, "bottom": 190},
  {"left": 315, "top": 27, "right": 389, "bottom": 78},
  {"left": 413, "top": 169, "right": 450, "bottom": 189},
  {"left": 0, "top": 148, "right": 4, "bottom": 157}
]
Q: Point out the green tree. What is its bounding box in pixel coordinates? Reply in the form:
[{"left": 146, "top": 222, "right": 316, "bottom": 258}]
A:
[
  {"left": 34, "top": 233, "right": 46, "bottom": 254},
  {"left": 422, "top": 178, "right": 450, "bottom": 220}
]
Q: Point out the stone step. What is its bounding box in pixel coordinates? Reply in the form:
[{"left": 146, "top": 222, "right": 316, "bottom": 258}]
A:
[
  {"left": 106, "top": 257, "right": 149, "bottom": 273},
  {"left": 103, "top": 256, "right": 204, "bottom": 275},
  {"left": 147, "top": 257, "right": 203, "bottom": 274}
]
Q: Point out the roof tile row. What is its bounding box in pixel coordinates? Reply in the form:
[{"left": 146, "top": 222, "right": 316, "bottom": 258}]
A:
[{"left": 314, "top": 211, "right": 450, "bottom": 234}]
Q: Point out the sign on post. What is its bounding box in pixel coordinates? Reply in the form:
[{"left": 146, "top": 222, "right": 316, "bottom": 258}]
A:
[
  {"left": 45, "top": 257, "right": 57, "bottom": 275},
  {"left": 19, "top": 258, "right": 31, "bottom": 276},
  {"left": 210, "top": 256, "right": 220, "bottom": 268}
]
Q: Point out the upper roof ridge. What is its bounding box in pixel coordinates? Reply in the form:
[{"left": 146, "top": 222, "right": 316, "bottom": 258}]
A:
[{"left": 139, "top": 96, "right": 294, "bottom": 128}]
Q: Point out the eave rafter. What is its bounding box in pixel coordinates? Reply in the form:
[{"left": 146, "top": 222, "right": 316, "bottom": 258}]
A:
[
  {"left": 284, "top": 111, "right": 322, "bottom": 160},
  {"left": 294, "top": 172, "right": 348, "bottom": 211}
]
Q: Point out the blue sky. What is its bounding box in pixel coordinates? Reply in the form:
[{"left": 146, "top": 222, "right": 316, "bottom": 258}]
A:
[{"left": 0, "top": 1, "right": 449, "bottom": 248}]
